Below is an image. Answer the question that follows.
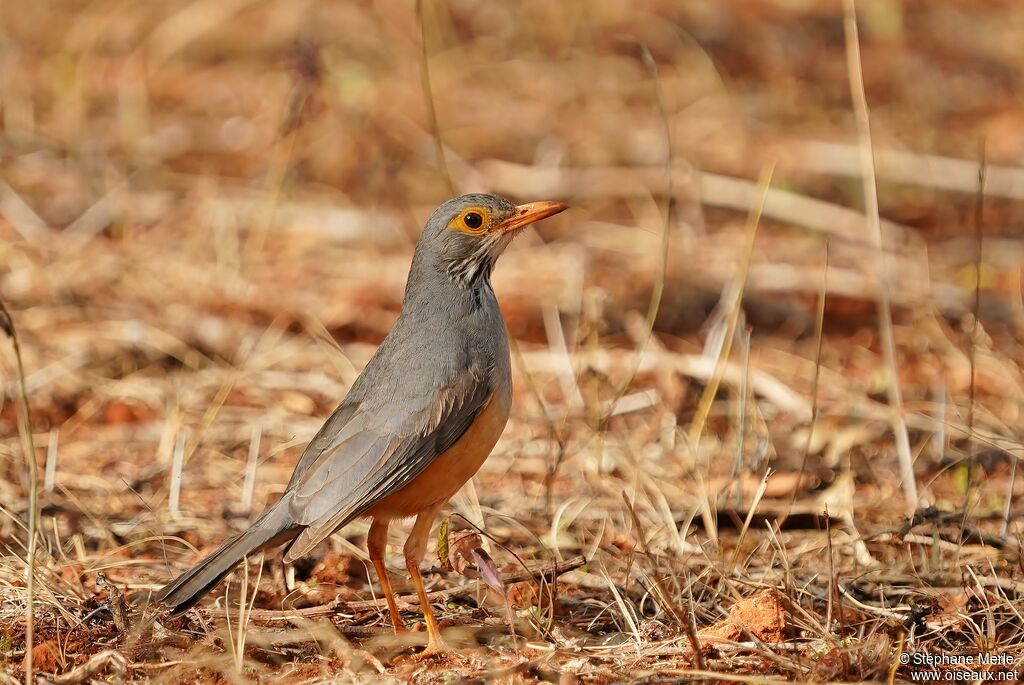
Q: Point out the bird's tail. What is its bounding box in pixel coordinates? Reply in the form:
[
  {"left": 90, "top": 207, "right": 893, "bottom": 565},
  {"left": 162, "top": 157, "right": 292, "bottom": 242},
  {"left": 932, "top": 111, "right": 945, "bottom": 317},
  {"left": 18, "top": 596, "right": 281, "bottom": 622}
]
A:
[{"left": 155, "top": 502, "right": 297, "bottom": 615}]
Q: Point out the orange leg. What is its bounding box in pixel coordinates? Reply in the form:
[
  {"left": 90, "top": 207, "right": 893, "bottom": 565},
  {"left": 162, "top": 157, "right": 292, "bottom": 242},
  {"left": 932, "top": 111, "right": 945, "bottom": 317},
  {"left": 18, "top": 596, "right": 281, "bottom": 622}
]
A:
[
  {"left": 403, "top": 503, "right": 447, "bottom": 654},
  {"left": 367, "top": 517, "right": 406, "bottom": 635}
]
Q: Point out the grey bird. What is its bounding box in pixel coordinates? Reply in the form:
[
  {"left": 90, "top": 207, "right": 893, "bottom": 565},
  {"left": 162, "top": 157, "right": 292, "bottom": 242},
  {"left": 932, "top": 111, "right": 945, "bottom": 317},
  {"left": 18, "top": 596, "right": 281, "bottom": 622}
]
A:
[{"left": 154, "top": 193, "right": 568, "bottom": 653}]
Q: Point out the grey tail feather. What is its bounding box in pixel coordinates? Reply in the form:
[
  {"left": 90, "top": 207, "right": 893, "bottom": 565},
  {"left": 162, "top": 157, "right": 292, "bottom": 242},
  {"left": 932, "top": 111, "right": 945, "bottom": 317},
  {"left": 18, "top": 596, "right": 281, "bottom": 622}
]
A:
[{"left": 155, "top": 503, "right": 298, "bottom": 615}]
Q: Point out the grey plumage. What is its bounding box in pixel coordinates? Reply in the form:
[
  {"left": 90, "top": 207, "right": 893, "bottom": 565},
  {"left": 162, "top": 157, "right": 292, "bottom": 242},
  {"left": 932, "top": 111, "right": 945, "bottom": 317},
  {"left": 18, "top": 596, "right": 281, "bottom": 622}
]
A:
[{"left": 154, "top": 194, "right": 554, "bottom": 615}]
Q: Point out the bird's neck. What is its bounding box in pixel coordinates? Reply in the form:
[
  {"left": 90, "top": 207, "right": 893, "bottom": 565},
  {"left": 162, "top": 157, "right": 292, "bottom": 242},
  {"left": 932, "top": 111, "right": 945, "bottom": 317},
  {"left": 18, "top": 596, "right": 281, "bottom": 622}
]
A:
[{"left": 401, "top": 260, "right": 493, "bottom": 318}]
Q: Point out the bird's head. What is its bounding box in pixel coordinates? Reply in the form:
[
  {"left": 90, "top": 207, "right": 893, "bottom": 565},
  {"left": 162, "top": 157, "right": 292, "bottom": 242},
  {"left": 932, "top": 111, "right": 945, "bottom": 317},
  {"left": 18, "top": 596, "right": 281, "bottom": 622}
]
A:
[{"left": 415, "top": 193, "right": 568, "bottom": 287}]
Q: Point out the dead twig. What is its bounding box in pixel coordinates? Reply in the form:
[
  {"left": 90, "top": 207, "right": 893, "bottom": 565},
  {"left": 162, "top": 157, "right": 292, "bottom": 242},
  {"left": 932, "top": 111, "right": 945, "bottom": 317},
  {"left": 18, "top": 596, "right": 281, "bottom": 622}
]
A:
[{"left": 38, "top": 650, "right": 127, "bottom": 685}]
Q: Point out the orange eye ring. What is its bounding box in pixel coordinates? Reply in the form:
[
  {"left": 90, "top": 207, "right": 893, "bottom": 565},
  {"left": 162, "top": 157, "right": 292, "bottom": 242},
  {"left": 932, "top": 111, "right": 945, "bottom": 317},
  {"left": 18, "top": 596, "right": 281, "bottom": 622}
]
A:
[{"left": 449, "top": 207, "right": 490, "bottom": 234}]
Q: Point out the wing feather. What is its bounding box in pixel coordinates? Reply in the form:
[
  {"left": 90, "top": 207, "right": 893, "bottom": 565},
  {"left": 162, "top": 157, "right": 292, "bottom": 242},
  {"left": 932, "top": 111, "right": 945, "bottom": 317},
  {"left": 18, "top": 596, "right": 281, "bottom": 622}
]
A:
[
  {"left": 280, "top": 368, "right": 492, "bottom": 562},
  {"left": 285, "top": 403, "right": 360, "bottom": 490}
]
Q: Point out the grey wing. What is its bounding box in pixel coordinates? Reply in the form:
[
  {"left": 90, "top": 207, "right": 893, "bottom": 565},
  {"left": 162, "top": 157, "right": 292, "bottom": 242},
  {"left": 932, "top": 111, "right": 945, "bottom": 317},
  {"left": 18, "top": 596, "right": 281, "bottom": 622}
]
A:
[
  {"left": 285, "top": 403, "right": 360, "bottom": 491},
  {"left": 280, "top": 369, "right": 491, "bottom": 563}
]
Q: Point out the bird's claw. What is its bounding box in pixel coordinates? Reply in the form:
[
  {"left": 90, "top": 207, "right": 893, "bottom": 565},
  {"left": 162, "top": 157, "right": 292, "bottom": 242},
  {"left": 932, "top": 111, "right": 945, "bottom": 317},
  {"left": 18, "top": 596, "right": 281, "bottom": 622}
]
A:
[{"left": 411, "top": 639, "right": 449, "bottom": 660}]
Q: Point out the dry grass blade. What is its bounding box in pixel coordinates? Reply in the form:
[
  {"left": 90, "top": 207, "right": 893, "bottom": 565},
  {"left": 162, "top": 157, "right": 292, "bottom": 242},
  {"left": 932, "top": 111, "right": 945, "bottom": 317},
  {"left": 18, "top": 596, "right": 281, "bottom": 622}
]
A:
[
  {"left": 688, "top": 163, "right": 774, "bottom": 449},
  {"left": 731, "top": 469, "right": 772, "bottom": 566},
  {"left": 599, "top": 566, "right": 641, "bottom": 654},
  {"left": 43, "top": 428, "right": 58, "bottom": 495},
  {"left": 597, "top": 43, "right": 673, "bottom": 432},
  {"left": 416, "top": 0, "right": 455, "bottom": 196},
  {"left": 225, "top": 554, "right": 264, "bottom": 674},
  {"left": 167, "top": 430, "right": 185, "bottom": 518},
  {"left": 240, "top": 423, "right": 261, "bottom": 513},
  {"left": 843, "top": 0, "right": 918, "bottom": 512},
  {"left": 788, "top": 243, "right": 828, "bottom": 517},
  {"left": 964, "top": 144, "right": 985, "bottom": 517},
  {"left": 0, "top": 298, "right": 39, "bottom": 685}
]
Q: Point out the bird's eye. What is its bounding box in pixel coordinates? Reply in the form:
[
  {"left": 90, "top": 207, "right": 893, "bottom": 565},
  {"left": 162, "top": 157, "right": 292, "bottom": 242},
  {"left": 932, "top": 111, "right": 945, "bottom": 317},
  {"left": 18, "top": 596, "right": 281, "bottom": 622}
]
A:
[{"left": 447, "top": 206, "right": 490, "bottom": 234}]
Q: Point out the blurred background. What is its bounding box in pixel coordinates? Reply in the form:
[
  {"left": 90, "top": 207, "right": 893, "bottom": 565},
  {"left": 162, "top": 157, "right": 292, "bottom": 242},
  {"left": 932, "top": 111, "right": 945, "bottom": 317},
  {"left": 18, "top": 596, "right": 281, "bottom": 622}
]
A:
[{"left": 1, "top": 0, "right": 1023, "bottom": 681}]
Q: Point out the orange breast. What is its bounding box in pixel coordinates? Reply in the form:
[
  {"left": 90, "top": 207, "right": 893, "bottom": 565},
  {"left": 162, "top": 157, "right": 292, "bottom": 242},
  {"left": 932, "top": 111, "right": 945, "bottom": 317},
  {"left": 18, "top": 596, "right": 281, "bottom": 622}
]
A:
[{"left": 365, "top": 391, "right": 511, "bottom": 520}]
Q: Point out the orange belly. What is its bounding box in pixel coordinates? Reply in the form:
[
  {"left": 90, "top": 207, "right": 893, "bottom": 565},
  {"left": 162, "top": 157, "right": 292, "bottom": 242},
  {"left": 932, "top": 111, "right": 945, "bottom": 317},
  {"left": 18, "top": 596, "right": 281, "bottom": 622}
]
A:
[{"left": 365, "top": 391, "right": 510, "bottom": 520}]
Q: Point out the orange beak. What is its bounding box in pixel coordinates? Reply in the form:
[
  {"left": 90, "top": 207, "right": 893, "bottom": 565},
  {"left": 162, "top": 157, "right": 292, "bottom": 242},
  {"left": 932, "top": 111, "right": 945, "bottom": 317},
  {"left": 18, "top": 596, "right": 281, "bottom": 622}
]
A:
[{"left": 494, "top": 200, "right": 569, "bottom": 234}]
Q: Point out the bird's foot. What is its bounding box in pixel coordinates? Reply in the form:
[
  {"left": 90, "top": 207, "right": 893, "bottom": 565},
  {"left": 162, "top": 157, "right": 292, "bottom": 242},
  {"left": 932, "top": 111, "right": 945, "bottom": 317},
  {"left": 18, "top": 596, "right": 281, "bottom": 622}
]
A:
[
  {"left": 411, "top": 638, "right": 450, "bottom": 660},
  {"left": 403, "top": 620, "right": 450, "bottom": 659}
]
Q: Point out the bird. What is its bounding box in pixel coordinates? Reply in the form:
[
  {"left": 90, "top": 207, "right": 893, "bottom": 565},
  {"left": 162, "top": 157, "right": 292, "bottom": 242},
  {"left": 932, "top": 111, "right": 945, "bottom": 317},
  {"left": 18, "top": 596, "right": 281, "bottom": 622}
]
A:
[{"left": 154, "top": 193, "right": 568, "bottom": 653}]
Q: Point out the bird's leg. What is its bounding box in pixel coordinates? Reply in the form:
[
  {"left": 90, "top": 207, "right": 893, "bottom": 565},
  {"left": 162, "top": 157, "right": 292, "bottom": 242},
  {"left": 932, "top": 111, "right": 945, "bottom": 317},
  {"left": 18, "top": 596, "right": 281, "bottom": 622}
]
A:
[
  {"left": 367, "top": 517, "right": 406, "bottom": 634},
  {"left": 404, "top": 503, "right": 447, "bottom": 654}
]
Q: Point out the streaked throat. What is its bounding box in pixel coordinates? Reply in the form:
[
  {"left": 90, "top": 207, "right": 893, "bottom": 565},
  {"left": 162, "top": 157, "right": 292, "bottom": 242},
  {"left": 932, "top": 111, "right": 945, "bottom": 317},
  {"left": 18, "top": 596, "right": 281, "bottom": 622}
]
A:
[{"left": 444, "top": 234, "right": 510, "bottom": 288}]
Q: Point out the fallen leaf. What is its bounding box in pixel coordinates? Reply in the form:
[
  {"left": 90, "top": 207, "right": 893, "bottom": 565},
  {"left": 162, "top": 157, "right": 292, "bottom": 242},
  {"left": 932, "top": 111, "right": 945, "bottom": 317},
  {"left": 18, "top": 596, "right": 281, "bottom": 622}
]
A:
[
  {"left": 447, "top": 529, "right": 484, "bottom": 578},
  {"left": 470, "top": 546, "right": 505, "bottom": 597},
  {"left": 436, "top": 517, "right": 450, "bottom": 569}
]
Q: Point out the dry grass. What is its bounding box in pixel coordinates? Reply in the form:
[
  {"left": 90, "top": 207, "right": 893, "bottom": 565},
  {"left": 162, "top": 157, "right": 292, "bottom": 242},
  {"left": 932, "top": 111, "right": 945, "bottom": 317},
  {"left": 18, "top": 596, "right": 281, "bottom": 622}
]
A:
[{"left": 1, "top": 0, "right": 1023, "bottom": 682}]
